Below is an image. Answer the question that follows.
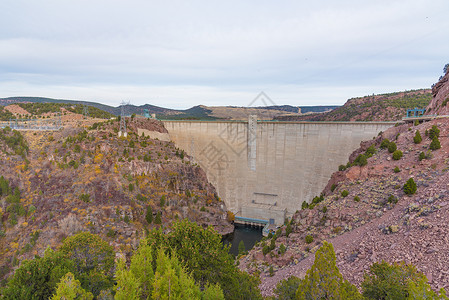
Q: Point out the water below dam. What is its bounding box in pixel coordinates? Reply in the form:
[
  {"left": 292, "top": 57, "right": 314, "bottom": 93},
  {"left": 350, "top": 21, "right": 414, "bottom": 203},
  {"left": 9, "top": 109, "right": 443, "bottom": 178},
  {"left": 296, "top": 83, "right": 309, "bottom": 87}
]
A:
[{"left": 223, "top": 223, "right": 263, "bottom": 256}]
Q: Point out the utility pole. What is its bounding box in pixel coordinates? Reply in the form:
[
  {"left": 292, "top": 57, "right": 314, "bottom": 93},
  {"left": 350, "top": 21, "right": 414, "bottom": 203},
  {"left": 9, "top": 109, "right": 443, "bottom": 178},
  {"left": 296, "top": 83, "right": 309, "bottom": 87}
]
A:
[{"left": 119, "top": 101, "right": 128, "bottom": 137}]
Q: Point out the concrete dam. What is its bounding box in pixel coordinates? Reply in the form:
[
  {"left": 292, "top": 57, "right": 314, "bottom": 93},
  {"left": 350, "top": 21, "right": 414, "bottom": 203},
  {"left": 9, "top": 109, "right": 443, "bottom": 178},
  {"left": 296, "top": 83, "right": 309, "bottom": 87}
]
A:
[{"left": 163, "top": 120, "right": 395, "bottom": 225}]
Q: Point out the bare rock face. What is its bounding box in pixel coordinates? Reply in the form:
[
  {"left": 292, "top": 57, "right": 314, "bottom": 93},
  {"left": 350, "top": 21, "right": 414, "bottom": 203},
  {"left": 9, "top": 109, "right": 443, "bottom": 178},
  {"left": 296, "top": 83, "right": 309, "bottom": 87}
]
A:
[{"left": 427, "top": 71, "right": 449, "bottom": 115}]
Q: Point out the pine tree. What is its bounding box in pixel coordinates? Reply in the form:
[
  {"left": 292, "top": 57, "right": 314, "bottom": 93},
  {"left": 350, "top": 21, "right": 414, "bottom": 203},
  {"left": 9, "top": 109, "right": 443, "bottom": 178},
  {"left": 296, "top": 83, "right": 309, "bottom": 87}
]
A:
[
  {"left": 115, "top": 257, "right": 141, "bottom": 300},
  {"left": 413, "top": 130, "right": 422, "bottom": 144},
  {"left": 154, "top": 211, "right": 162, "bottom": 224},
  {"left": 145, "top": 205, "right": 153, "bottom": 224},
  {"left": 296, "top": 241, "right": 363, "bottom": 299},
  {"left": 52, "top": 272, "right": 93, "bottom": 300}
]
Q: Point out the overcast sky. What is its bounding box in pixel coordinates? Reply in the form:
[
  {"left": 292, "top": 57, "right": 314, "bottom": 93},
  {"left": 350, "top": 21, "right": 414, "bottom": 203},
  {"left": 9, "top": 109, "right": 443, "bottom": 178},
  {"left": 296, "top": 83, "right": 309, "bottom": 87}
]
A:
[{"left": 1, "top": 1, "right": 448, "bottom": 109}]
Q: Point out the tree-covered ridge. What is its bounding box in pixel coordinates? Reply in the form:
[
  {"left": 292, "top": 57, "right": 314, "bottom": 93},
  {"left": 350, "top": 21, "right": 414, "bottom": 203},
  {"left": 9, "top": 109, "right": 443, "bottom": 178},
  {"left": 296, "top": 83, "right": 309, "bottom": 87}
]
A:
[
  {"left": 275, "top": 89, "right": 432, "bottom": 121},
  {"left": 0, "top": 106, "right": 14, "bottom": 121},
  {"left": 1, "top": 221, "right": 261, "bottom": 299},
  {"left": 14, "top": 103, "right": 114, "bottom": 119},
  {"left": 0, "top": 127, "right": 29, "bottom": 158},
  {"left": 0, "top": 117, "right": 232, "bottom": 287}
]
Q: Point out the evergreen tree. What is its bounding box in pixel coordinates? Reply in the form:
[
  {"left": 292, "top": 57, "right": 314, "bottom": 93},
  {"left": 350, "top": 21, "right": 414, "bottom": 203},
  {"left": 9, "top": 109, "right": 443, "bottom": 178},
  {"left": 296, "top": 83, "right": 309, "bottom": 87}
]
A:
[
  {"left": 362, "top": 260, "right": 448, "bottom": 300},
  {"left": 403, "top": 178, "right": 417, "bottom": 195},
  {"left": 296, "top": 241, "right": 363, "bottom": 300},
  {"left": 414, "top": 130, "right": 422, "bottom": 144},
  {"left": 59, "top": 232, "right": 115, "bottom": 297},
  {"left": 115, "top": 257, "right": 141, "bottom": 300},
  {"left": 2, "top": 248, "right": 74, "bottom": 300},
  {"left": 274, "top": 276, "right": 301, "bottom": 300},
  {"left": 154, "top": 211, "right": 162, "bottom": 224},
  {"left": 51, "top": 272, "right": 93, "bottom": 300},
  {"left": 430, "top": 136, "right": 441, "bottom": 150},
  {"left": 145, "top": 205, "right": 153, "bottom": 224},
  {"left": 146, "top": 219, "right": 262, "bottom": 299}
]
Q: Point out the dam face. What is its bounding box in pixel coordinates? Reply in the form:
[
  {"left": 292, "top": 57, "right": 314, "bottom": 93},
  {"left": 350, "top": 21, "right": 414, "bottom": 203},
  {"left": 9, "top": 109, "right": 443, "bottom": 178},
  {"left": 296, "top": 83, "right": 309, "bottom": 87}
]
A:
[{"left": 163, "top": 120, "right": 394, "bottom": 224}]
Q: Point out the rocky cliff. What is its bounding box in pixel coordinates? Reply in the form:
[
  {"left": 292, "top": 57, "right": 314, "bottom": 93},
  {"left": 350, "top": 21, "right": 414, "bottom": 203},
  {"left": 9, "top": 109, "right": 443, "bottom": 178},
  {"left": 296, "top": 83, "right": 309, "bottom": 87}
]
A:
[
  {"left": 0, "top": 116, "right": 232, "bottom": 281},
  {"left": 242, "top": 75, "right": 449, "bottom": 297}
]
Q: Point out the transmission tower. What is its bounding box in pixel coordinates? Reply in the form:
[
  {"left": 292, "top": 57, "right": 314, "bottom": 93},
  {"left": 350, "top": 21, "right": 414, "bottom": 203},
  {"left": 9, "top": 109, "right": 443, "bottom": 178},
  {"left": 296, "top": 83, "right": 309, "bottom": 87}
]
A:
[{"left": 119, "top": 101, "right": 129, "bottom": 137}]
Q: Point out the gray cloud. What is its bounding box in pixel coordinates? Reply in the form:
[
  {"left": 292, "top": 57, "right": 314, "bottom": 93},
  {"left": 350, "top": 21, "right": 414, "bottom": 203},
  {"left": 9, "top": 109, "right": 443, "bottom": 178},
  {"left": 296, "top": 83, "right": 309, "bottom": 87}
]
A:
[{"left": 1, "top": 0, "right": 448, "bottom": 108}]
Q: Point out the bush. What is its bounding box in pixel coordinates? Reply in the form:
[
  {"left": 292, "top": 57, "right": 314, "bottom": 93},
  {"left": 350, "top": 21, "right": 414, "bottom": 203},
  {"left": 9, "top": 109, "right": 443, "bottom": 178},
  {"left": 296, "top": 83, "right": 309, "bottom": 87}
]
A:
[
  {"left": 341, "top": 190, "right": 349, "bottom": 197},
  {"left": 403, "top": 178, "right": 417, "bottom": 195},
  {"left": 331, "top": 184, "right": 337, "bottom": 192},
  {"left": 380, "top": 139, "right": 390, "bottom": 149},
  {"left": 79, "top": 194, "right": 90, "bottom": 203},
  {"left": 388, "top": 195, "right": 398, "bottom": 204},
  {"left": 279, "top": 243, "right": 286, "bottom": 255},
  {"left": 361, "top": 261, "right": 446, "bottom": 300},
  {"left": 305, "top": 235, "right": 314, "bottom": 244},
  {"left": 429, "top": 137, "right": 441, "bottom": 150},
  {"left": 353, "top": 154, "right": 368, "bottom": 166},
  {"left": 365, "top": 145, "right": 377, "bottom": 157},
  {"left": 392, "top": 150, "right": 403, "bottom": 160},
  {"left": 262, "top": 245, "right": 270, "bottom": 255},
  {"left": 419, "top": 152, "right": 426, "bottom": 161},
  {"left": 274, "top": 276, "right": 301, "bottom": 300},
  {"left": 428, "top": 125, "right": 440, "bottom": 140},
  {"left": 154, "top": 211, "right": 162, "bottom": 224},
  {"left": 413, "top": 130, "right": 422, "bottom": 144},
  {"left": 354, "top": 196, "right": 360, "bottom": 202},
  {"left": 338, "top": 164, "right": 347, "bottom": 171},
  {"left": 388, "top": 142, "right": 397, "bottom": 153},
  {"left": 301, "top": 201, "right": 309, "bottom": 210}
]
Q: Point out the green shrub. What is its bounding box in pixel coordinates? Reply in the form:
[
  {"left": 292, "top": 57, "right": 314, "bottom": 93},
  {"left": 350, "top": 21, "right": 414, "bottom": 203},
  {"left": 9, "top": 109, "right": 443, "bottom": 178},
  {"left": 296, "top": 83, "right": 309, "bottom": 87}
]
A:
[
  {"left": 341, "top": 190, "right": 349, "bottom": 197},
  {"left": 413, "top": 130, "right": 422, "bottom": 144},
  {"left": 331, "top": 184, "right": 337, "bottom": 192},
  {"left": 429, "top": 137, "right": 441, "bottom": 150},
  {"left": 380, "top": 139, "right": 390, "bottom": 149},
  {"left": 403, "top": 178, "right": 417, "bottom": 195},
  {"left": 154, "top": 211, "right": 162, "bottom": 224},
  {"left": 305, "top": 235, "right": 314, "bottom": 244},
  {"left": 392, "top": 150, "right": 403, "bottom": 160},
  {"left": 262, "top": 245, "right": 270, "bottom": 255},
  {"left": 269, "top": 266, "right": 274, "bottom": 277},
  {"left": 428, "top": 125, "right": 440, "bottom": 140},
  {"left": 353, "top": 154, "right": 368, "bottom": 166},
  {"left": 338, "top": 164, "right": 347, "bottom": 171},
  {"left": 365, "top": 145, "right": 377, "bottom": 157},
  {"left": 200, "top": 206, "right": 206, "bottom": 212},
  {"left": 79, "top": 194, "right": 90, "bottom": 203},
  {"left": 388, "top": 142, "right": 397, "bottom": 153},
  {"left": 361, "top": 261, "right": 446, "bottom": 300},
  {"left": 274, "top": 276, "right": 301, "bottom": 300},
  {"left": 128, "top": 183, "right": 134, "bottom": 192},
  {"left": 354, "top": 196, "right": 360, "bottom": 202},
  {"left": 145, "top": 206, "right": 153, "bottom": 224},
  {"left": 160, "top": 195, "right": 166, "bottom": 207},
  {"left": 279, "top": 243, "right": 286, "bottom": 255},
  {"left": 322, "top": 206, "right": 327, "bottom": 213},
  {"left": 419, "top": 152, "right": 426, "bottom": 161},
  {"left": 301, "top": 201, "right": 309, "bottom": 210},
  {"left": 388, "top": 195, "right": 398, "bottom": 204}
]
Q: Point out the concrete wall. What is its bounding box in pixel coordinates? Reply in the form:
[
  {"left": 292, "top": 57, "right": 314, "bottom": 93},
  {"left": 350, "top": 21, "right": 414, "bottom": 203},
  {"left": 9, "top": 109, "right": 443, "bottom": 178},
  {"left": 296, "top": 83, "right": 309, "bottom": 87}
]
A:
[{"left": 163, "top": 120, "right": 394, "bottom": 224}]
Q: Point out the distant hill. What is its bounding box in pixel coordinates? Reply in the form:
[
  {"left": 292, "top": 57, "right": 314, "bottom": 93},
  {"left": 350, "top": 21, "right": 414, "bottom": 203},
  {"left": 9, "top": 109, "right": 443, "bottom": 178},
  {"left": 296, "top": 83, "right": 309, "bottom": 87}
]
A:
[
  {"left": 0, "top": 97, "right": 338, "bottom": 120},
  {"left": 275, "top": 89, "right": 432, "bottom": 122}
]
